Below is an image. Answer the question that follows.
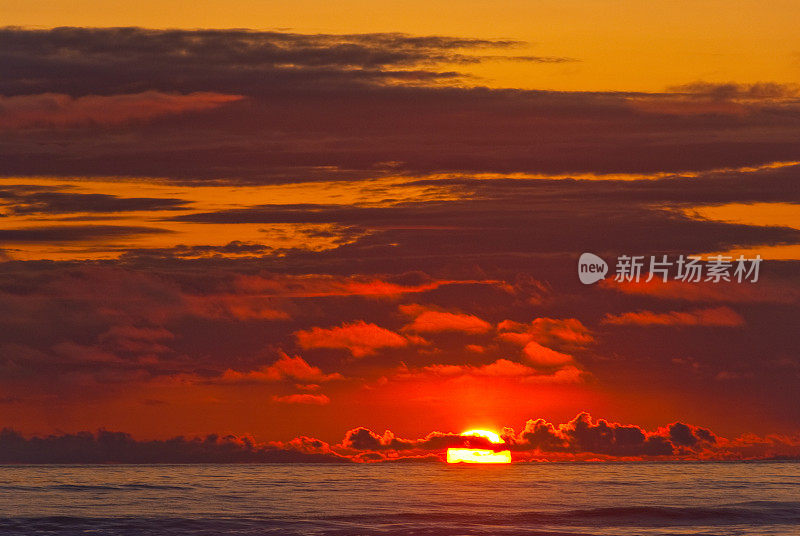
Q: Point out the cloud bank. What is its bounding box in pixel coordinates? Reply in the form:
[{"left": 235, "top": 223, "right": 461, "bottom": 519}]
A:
[{"left": 2, "top": 413, "right": 798, "bottom": 463}]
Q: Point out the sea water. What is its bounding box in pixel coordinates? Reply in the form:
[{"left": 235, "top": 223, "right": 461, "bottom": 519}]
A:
[{"left": 0, "top": 462, "right": 798, "bottom": 535}]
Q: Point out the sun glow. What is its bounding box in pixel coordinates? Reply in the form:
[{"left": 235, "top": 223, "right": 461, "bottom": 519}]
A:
[{"left": 446, "top": 429, "right": 512, "bottom": 464}]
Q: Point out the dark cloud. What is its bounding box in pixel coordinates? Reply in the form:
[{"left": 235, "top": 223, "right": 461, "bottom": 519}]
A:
[
  {"left": 0, "top": 264, "right": 478, "bottom": 391},
  {"left": 0, "top": 407, "right": 797, "bottom": 463},
  {"left": 118, "top": 241, "right": 272, "bottom": 260},
  {"left": 342, "top": 427, "right": 385, "bottom": 450},
  {"left": 0, "top": 91, "right": 244, "bottom": 128},
  {"left": 2, "top": 29, "right": 800, "bottom": 182},
  {"left": 667, "top": 82, "right": 800, "bottom": 100},
  {"left": 0, "top": 225, "right": 172, "bottom": 243},
  {"left": 0, "top": 264, "right": 294, "bottom": 388},
  {"left": 337, "top": 413, "right": 799, "bottom": 461},
  {"left": 5, "top": 88, "right": 800, "bottom": 181},
  {"left": 0, "top": 428, "right": 348, "bottom": 463},
  {"left": 0, "top": 27, "right": 552, "bottom": 97},
  {"left": 667, "top": 422, "right": 716, "bottom": 446},
  {"left": 503, "top": 413, "right": 709, "bottom": 456},
  {"left": 0, "top": 205, "right": 794, "bottom": 429},
  {"left": 402, "top": 164, "right": 800, "bottom": 206},
  {"left": 0, "top": 187, "right": 188, "bottom": 214},
  {"left": 341, "top": 427, "right": 503, "bottom": 452},
  {"left": 166, "top": 197, "right": 800, "bottom": 259}
]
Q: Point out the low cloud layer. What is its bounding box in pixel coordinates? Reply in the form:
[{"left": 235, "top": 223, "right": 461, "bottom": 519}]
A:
[{"left": 2, "top": 413, "right": 797, "bottom": 463}]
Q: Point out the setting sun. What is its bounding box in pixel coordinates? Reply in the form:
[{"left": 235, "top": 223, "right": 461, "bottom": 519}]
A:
[{"left": 446, "top": 429, "right": 512, "bottom": 464}]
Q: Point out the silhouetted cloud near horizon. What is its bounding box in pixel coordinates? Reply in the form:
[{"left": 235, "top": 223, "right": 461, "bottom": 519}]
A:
[
  {"left": 0, "top": 428, "right": 348, "bottom": 463},
  {"left": 2, "top": 413, "right": 797, "bottom": 463},
  {"left": 505, "top": 413, "right": 713, "bottom": 456}
]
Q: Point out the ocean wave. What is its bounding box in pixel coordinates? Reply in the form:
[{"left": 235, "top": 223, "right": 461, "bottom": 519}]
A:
[
  {"left": 1, "top": 464, "right": 797, "bottom": 535},
  {"left": 324, "top": 501, "right": 800, "bottom": 526},
  {"left": 4, "top": 503, "right": 792, "bottom": 534},
  {"left": 2, "top": 507, "right": 799, "bottom": 536},
  {"left": 0, "top": 517, "right": 597, "bottom": 536}
]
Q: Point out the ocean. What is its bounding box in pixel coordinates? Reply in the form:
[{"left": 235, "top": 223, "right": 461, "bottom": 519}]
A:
[{"left": 0, "top": 462, "right": 798, "bottom": 535}]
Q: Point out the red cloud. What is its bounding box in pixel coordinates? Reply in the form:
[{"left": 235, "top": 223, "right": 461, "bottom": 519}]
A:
[
  {"left": 295, "top": 321, "right": 408, "bottom": 357},
  {"left": 272, "top": 394, "right": 330, "bottom": 405},
  {"left": 496, "top": 317, "right": 588, "bottom": 370},
  {"left": 396, "top": 358, "right": 584, "bottom": 384},
  {"left": 528, "top": 365, "right": 584, "bottom": 384},
  {"left": 219, "top": 353, "right": 343, "bottom": 383},
  {"left": 602, "top": 279, "right": 800, "bottom": 303},
  {"left": 281, "top": 436, "right": 335, "bottom": 454},
  {"left": 602, "top": 306, "right": 744, "bottom": 326},
  {"left": 400, "top": 304, "right": 492, "bottom": 334},
  {"left": 521, "top": 341, "right": 574, "bottom": 367},
  {"left": 424, "top": 358, "right": 534, "bottom": 377},
  {"left": 233, "top": 272, "right": 484, "bottom": 298},
  {"left": 722, "top": 432, "right": 800, "bottom": 459},
  {"left": 0, "top": 91, "right": 244, "bottom": 128},
  {"left": 497, "top": 317, "right": 593, "bottom": 348}
]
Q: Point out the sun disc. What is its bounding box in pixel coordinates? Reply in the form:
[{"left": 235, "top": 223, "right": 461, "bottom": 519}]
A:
[
  {"left": 446, "top": 428, "right": 511, "bottom": 463},
  {"left": 461, "top": 429, "right": 502, "bottom": 444}
]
